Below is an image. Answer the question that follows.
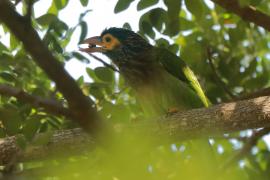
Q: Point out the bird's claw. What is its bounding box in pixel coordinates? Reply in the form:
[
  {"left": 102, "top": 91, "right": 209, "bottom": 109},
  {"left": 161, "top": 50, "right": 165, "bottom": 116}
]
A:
[{"left": 166, "top": 107, "right": 179, "bottom": 116}]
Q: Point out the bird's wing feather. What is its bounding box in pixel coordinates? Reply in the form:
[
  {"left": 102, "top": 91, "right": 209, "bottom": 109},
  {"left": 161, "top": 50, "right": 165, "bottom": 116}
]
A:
[{"left": 156, "top": 47, "right": 210, "bottom": 107}]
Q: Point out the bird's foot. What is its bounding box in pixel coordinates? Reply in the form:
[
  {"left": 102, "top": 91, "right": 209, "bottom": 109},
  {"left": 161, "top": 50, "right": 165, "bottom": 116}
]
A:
[{"left": 166, "top": 107, "right": 179, "bottom": 116}]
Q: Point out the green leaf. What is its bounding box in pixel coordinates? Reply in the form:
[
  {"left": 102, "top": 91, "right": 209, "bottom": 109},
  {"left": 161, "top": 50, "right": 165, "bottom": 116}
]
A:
[
  {"left": 72, "top": 52, "right": 89, "bottom": 63},
  {"left": 149, "top": 8, "right": 167, "bottom": 31},
  {"left": 22, "top": 116, "right": 41, "bottom": 140},
  {"left": 86, "top": 67, "right": 97, "bottom": 80},
  {"left": 50, "top": 35, "right": 63, "bottom": 54},
  {"left": 79, "top": 21, "right": 88, "bottom": 43},
  {"left": 139, "top": 12, "right": 155, "bottom": 39},
  {"left": 79, "top": 10, "right": 92, "bottom": 21},
  {"left": 80, "top": 0, "right": 89, "bottom": 6},
  {"left": 185, "top": 0, "right": 204, "bottom": 19},
  {"left": 36, "top": 14, "right": 57, "bottom": 26},
  {"left": 114, "top": 0, "right": 134, "bottom": 13},
  {"left": 179, "top": 17, "right": 195, "bottom": 31},
  {"left": 164, "top": 0, "right": 181, "bottom": 35},
  {"left": 156, "top": 38, "right": 169, "bottom": 48},
  {"left": 94, "top": 67, "right": 114, "bottom": 82},
  {"left": 46, "top": 116, "right": 62, "bottom": 129},
  {"left": 48, "top": 2, "right": 58, "bottom": 15},
  {"left": 88, "top": 82, "right": 108, "bottom": 99},
  {"left": 0, "top": 71, "right": 16, "bottom": 82},
  {"left": 137, "top": 0, "right": 159, "bottom": 11},
  {"left": 0, "top": 42, "right": 8, "bottom": 53},
  {"left": 77, "top": 76, "right": 84, "bottom": 86},
  {"left": 123, "top": 23, "right": 132, "bottom": 30},
  {"left": 141, "top": 21, "right": 155, "bottom": 38},
  {"left": 0, "top": 107, "right": 22, "bottom": 135},
  {"left": 51, "top": 19, "right": 68, "bottom": 36},
  {"left": 10, "top": 34, "right": 20, "bottom": 50},
  {"left": 54, "top": 0, "right": 68, "bottom": 10}
]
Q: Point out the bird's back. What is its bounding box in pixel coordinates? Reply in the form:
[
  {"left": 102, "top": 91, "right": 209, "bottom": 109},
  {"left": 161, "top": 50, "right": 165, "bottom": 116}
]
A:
[{"left": 114, "top": 49, "right": 203, "bottom": 117}]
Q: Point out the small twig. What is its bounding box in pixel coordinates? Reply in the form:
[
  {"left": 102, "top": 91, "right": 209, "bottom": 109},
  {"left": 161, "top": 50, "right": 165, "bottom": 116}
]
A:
[
  {"left": 0, "top": 84, "right": 73, "bottom": 119},
  {"left": 220, "top": 127, "right": 270, "bottom": 170},
  {"left": 207, "top": 48, "right": 236, "bottom": 99},
  {"left": 25, "top": 0, "right": 34, "bottom": 21},
  {"left": 87, "top": 54, "right": 119, "bottom": 72}
]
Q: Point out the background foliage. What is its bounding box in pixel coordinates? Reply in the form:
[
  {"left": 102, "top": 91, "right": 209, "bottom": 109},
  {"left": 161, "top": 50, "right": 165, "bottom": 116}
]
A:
[{"left": 0, "top": 0, "right": 270, "bottom": 179}]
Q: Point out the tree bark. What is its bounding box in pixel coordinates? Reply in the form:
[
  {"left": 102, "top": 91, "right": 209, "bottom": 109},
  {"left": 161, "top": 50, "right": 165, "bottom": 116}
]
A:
[{"left": 1, "top": 96, "right": 270, "bottom": 166}]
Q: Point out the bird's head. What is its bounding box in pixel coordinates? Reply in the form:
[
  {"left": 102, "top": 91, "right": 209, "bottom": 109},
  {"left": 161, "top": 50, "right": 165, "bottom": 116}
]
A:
[{"left": 80, "top": 27, "right": 152, "bottom": 60}]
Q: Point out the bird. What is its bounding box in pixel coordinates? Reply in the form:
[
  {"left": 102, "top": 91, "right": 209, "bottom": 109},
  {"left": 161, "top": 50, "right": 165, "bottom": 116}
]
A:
[{"left": 80, "top": 27, "right": 209, "bottom": 117}]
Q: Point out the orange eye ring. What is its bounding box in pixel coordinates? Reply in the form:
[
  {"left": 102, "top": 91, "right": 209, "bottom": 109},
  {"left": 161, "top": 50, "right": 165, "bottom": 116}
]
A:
[{"left": 102, "top": 34, "right": 121, "bottom": 50}]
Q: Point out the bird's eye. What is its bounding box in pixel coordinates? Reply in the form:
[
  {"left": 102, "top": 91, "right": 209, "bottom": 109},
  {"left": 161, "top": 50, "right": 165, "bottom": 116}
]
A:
[{"left": 105, "top": 37, "right": 111, "bottom": 42}]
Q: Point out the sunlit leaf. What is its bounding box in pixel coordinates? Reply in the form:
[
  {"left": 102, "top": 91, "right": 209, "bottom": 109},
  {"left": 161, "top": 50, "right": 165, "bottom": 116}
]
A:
[
  {"left": 54, "top": 0, "right": 69, "bottom": 10},
  {"left": 94, "top": 67, "right": 114, "bottom": 82},
  {"left": 36, "top": 14, "right": 57, "bottom": 26}
]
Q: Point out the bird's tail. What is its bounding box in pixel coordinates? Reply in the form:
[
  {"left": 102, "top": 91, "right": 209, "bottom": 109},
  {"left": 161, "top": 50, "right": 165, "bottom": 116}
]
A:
[{"left": 182, "top": 66, "right": 211, "bottom": 107}]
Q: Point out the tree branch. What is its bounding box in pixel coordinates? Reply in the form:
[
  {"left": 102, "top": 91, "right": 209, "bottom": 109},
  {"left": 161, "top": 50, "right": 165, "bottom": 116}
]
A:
[
  {"left": 0, "top": 84, "right": 72, "bottom": 118},
  {"left": 220, "top": 127, "right": 270, "bottom": 170},
  {"left": 87, "top": 54, "right": 119, "bottom": 72},
  {"left": 0, "top": 128, "right": 94, "bottom": 166},
  {"left": 25, "top": 0, "right": 34, "bottom": 21},
  {"left": 207, "top": 48, "right": 236, "bottom": 99},
  {"left": 211, "top": 0, "right": 270, "bottom": 31},
  {"left": 1, "top": 95, "right": 270, "bottom": 165},
  {"left": 0, "top": 0, "right": 103, "bottom": 134},
  {"left": 236, "top": 87, "right": 270, "bottom": 101}
]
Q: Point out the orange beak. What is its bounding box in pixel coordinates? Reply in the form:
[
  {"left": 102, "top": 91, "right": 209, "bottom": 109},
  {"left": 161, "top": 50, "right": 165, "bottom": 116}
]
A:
[{"left": 79, "top": 36, "right": 106, "bottom": 53}]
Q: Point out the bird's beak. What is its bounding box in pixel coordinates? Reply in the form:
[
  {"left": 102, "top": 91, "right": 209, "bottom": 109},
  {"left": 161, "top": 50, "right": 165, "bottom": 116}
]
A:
[{"left": 79, "top": 36, "right": 106, "bottom": 53}]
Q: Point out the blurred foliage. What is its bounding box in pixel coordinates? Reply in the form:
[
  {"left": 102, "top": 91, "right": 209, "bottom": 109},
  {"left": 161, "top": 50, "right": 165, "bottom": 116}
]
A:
[{"left": 0, "top": 0, "right": 270, "bottom": 179}]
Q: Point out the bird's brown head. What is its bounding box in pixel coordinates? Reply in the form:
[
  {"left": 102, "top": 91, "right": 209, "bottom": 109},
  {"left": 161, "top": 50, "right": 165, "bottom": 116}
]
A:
[{"left": 80, "top": 27, "right": 152, "bottom": 60}]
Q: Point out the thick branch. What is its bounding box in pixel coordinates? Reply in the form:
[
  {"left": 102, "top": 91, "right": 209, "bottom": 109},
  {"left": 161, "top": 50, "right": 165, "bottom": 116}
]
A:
[
  {"left": 0, "top": 84, "right": 72, "bottom": 118},
  {"left": 1, "top": 96, "right": 270, "bottom": 165},
  {"left": 0, "top": 0, "right": 102, "bottom": 134},
  {"left": 0, "top": 129, "right": 94, "bottom": 166},
  {"left": 237, "top": 87, "right": 270, "bottom": 101},
  {"left": 211, "top": 0, "right": 270, "bottom": 31}
]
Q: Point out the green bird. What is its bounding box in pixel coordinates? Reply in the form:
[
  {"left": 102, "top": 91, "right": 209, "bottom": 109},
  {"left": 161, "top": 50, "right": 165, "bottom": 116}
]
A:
[{"left": 80, "top": 27, "right": 209, "bottom": 117}]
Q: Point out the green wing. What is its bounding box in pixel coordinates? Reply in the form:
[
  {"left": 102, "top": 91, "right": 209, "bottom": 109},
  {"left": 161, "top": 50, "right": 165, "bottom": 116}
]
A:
[{"left": 156, "top": 47, "right": 211, "bottom": 107}]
